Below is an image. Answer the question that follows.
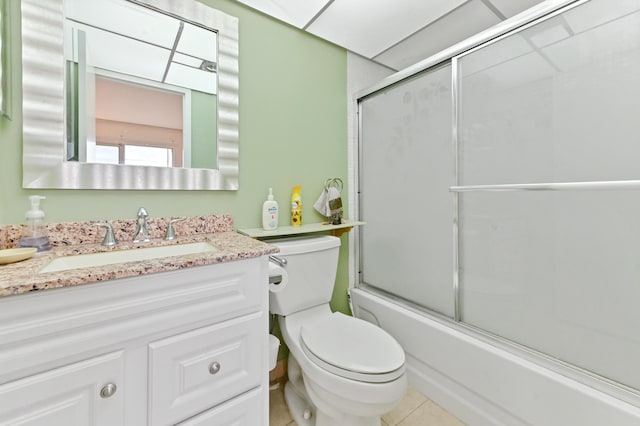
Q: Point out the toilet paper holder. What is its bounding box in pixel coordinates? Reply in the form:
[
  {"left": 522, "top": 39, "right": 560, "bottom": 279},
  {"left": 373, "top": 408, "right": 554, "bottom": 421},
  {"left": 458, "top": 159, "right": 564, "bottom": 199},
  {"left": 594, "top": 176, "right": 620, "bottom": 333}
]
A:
[
  {"left": 269, "top": 255, "right": 287, "bottom": 267},
  {"left": 269, "top": 255, "right": 287, "bottom": 285}
]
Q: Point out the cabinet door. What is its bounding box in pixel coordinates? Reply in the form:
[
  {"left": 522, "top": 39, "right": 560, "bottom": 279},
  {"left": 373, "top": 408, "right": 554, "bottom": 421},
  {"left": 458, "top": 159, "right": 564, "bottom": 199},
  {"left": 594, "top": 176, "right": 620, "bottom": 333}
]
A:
[
  {"left": 177, "top": 388, "right": 264, "bottom": 426},
  {"left": 0, "top": 351, "right": 124, "bottom": 426},
  {"left": 149, "top": 312, "right": 263, "bottom": 426}
]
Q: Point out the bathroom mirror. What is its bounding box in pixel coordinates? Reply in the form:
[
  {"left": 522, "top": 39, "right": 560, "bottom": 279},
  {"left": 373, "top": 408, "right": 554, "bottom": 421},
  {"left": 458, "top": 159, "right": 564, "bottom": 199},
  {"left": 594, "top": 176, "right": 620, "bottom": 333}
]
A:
[{"left": 21, "top": 0, "right": 239, "bottom": 190}]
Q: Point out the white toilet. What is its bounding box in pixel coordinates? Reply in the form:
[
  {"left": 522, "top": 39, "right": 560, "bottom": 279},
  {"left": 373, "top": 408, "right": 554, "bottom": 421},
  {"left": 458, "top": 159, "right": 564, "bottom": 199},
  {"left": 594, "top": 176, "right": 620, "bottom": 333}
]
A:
[{"left": 268, "top": 235, "right": 407, "bottom": 426}]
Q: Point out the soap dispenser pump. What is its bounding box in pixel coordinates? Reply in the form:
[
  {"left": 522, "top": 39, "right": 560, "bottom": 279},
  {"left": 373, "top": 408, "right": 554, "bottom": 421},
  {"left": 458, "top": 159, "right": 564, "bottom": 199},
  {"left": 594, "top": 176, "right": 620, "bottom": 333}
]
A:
[{"left": 17, "top": 195, "right": 52, "bottom": 251}]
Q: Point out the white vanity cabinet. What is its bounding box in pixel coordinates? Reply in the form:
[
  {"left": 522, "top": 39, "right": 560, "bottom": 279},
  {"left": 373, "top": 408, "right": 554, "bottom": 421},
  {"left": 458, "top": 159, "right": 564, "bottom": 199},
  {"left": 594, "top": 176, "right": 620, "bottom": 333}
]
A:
[
  {"left": 0, "top": 256, "right": 269, "bottom": 426},
  {"left": 0, "top": 351, "right": 125, "bottom": 425}
]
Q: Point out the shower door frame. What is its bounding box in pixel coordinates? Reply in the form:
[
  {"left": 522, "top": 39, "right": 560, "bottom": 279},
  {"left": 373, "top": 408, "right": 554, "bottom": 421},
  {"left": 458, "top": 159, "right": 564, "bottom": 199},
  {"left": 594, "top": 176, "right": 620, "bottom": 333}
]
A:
[{"left": 355, "top": 0, "right": 640, "bottom": 408}]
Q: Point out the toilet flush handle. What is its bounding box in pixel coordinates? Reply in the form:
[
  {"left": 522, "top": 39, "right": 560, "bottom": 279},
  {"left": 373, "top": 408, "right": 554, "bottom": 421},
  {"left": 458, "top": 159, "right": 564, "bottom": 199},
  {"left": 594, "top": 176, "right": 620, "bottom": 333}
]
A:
[{"left": 269, "top": 255, "right": 287, "bottom": 268}]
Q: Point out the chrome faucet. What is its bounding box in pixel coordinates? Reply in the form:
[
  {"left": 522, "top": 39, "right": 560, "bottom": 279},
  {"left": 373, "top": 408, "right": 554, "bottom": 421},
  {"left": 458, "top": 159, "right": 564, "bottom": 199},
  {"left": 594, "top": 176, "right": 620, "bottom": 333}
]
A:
[
  {"left": 95, "top": 222, "right": 118, "bottom": 247},
  {"left": 133, "top": 207, "right": 150, "bottom": 243},
  {"left": 164, "top": 217, "right": 186, "bottom": 241}
]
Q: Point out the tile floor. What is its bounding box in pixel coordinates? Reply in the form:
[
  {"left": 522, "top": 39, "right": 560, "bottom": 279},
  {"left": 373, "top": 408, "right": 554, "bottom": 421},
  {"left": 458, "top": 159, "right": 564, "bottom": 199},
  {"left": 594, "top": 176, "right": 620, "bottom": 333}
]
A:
[{"left": 269, "top": 384, "right": 465, "bottom": 426}]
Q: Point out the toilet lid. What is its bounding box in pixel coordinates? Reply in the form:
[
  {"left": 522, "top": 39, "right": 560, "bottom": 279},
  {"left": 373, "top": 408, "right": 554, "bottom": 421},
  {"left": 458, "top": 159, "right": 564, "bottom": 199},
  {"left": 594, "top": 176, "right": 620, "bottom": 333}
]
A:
[{"left": 300, "top": 313, "right": 405, "bottom": 383}]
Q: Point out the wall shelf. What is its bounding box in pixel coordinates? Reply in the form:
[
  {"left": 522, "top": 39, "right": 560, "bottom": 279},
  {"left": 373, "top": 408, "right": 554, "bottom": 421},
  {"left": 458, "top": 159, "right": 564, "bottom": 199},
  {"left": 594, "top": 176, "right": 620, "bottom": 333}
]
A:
[{"left": 237, "top": 220, "right": 365, "bottom": 239}]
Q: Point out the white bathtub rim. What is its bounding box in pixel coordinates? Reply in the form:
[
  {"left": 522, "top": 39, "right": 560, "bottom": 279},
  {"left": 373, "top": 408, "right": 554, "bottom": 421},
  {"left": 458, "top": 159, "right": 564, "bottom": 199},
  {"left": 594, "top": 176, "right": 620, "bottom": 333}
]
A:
[
  {"left": 351, "top": 284, "right": 640, "bottom": 404},
  {"left": 351, "top": 287, "right": 640, "bottom": 425}
]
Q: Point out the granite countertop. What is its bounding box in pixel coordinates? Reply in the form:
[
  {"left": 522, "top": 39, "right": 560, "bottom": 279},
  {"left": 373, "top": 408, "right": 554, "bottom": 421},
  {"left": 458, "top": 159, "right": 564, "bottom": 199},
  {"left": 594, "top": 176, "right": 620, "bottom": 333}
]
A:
[{"left": 0, "top": 215, "right": 279, "bottom": 298}]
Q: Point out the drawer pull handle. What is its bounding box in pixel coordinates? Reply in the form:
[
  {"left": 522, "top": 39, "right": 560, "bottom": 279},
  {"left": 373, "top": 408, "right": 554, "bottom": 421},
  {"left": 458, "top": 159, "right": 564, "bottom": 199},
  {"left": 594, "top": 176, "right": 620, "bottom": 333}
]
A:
[
  {"left": 209, "top": 361, "right": 221, "bottom": 375},
  {"left": 100, "top": 383, "right": 117, "bottom": 399}
]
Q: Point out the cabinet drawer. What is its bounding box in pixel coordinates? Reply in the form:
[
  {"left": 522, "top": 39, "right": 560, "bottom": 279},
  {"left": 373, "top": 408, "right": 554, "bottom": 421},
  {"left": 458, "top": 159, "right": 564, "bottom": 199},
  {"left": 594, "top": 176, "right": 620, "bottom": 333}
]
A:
[
  {"left": 0, "top": 351, "right": 124, "bottom": 426},
  {"left": 177, "top": 387, "right": 264, "bottom": 425},
  {"left": 148, "top": 313, "right": 264, "bottom": 426}
]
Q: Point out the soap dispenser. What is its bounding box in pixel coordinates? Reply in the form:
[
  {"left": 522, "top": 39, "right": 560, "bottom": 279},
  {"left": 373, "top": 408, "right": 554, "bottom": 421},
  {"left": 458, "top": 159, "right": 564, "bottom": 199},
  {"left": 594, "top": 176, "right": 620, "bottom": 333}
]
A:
[
  {"left": 262, "top": 188, "right": 279, "bottom": 231},
  {"left": 17, "top": 195, "right": 52, "bottom": 251}
]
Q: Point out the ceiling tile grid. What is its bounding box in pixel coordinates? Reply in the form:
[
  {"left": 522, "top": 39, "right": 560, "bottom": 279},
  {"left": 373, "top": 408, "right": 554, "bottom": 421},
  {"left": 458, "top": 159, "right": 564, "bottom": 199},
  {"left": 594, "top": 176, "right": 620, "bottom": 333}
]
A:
[
  {"left": 305, "top": 0, "right": 468, "bottom": 58},
  {"left": 235, "top": 0, "right": 331, "bottom": 28},
  {"left": 235, "top": 0, "right": 547, "bottom": 71},
  {"left": 374, "top": 0, "right": 503, "bottom": 70},
  {"left": 488, "top": 0, "right": 549, "bottom": 18}
]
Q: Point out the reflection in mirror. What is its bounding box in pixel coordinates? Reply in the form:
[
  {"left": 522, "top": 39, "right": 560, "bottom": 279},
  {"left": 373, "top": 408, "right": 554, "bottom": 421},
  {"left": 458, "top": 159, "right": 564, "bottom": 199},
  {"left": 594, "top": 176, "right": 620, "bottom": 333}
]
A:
[
  {"left": 90, "top": 76, "right": 186, "bottom": 167},
  {"left": 21, "top": 0, "right": 238, "bottom": 190},
  {"left": 64, "top": 0, "right": 217, "bottom": 169}
]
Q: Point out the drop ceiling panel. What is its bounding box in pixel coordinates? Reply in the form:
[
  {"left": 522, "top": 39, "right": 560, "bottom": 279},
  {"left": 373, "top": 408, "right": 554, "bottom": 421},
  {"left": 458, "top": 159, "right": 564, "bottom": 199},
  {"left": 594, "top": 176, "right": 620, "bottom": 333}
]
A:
[
  {"left": 178, "top": 23, "right": 217, "bottom": 62},
  {"left": 234, "top": 0, "right": 553, "bottom": 74},
  {"left": 562, "top": 0, "right": 640, "bottom": 34},
  {"left": 306, "top": 0, "right": 468, "bottom": 58},
  {"left": 235, "top": 0, "right": 331, "bottom": 28},
  {"left": 65, "top": 0, "right": 179, "bottom": 49},
  {"left": 525, "top": 20, "right": 571, "bottom": 48},
  {"left": 543, "top": 9, "right": 640, "bottom": 72},
  {"left": 375, "top": 0, "right": 501, "bottom": 70},
  {"left": 172, "top": 53, "right": 201, "bottom": 68},
  {"left": 68, "top": 22, "right": 169, "bottom": 82},
  {"left": 473, "top": 51, "right": 556, "bottom": 91},
  {"left": 487, "top": 0, "right": 546, "bottom": 18},
  {"left": 459, "top": 34, "right": 532, "bottom": 77},
  {"left": 165, "top": 63, "right": 217, "bottom": 94}
]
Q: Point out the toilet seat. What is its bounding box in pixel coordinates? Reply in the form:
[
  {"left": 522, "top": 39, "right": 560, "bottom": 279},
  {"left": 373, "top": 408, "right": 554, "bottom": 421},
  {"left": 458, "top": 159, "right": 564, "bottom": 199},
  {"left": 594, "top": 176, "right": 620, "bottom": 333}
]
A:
[{"left": 300, "top": 313, "right": 405, "bottom": 383}]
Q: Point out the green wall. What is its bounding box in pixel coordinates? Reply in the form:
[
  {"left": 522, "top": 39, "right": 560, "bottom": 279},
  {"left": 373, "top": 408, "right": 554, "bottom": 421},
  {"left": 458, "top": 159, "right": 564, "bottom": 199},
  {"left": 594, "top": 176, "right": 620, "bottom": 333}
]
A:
[
  {"left": 190, "top": 90, "right": 217, "bottom": 169},
  {"left": 0, "top": 0, "right": 351, "bottom": 315}
]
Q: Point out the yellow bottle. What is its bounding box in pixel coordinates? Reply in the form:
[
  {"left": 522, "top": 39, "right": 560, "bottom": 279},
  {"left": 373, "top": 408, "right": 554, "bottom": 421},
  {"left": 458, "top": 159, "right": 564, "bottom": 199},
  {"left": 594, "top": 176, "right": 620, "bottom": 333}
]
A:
[{"left": 291, "top": 185, "right": 302, "bottom": 226}]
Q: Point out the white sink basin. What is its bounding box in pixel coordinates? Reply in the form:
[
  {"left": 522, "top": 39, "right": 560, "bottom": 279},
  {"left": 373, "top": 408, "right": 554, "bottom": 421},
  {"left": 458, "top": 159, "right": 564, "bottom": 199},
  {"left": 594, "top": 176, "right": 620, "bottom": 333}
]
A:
[{"left": 40, "top": 242, "right": 218, "bottom": 274}]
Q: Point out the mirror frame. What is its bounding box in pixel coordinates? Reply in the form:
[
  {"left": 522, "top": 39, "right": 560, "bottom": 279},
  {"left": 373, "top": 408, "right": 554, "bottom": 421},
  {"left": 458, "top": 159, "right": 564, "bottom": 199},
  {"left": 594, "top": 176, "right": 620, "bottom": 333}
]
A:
[{"left": 21, "top": 0, "right": 239, "bottom": 190}]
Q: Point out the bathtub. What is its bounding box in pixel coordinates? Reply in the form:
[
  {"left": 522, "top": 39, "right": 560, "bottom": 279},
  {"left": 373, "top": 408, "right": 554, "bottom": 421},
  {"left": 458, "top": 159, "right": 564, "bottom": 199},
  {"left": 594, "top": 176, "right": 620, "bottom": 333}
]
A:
[{"left": 350, "top": 287, "right": 640, "bottom": 425}]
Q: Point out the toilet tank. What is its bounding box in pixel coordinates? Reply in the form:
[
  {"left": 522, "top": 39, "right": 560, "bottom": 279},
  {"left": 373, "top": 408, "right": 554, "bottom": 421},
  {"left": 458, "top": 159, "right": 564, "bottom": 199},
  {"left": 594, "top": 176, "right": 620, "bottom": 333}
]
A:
[{"left": 268, "top": 236, "right": 341, "bottom": 316}]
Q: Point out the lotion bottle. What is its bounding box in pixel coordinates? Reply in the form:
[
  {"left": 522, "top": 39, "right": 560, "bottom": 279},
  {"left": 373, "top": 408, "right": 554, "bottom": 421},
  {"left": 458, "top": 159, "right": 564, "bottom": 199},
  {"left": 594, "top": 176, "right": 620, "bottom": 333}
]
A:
[{"left": 262, "top": 188, "right": 279, "bottom": 230}]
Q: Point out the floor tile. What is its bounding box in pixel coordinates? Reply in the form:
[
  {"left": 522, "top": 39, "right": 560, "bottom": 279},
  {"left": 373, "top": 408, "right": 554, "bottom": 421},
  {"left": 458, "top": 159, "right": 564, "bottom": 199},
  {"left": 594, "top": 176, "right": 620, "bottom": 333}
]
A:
[
  {"left": 382, "top": 387, "right": 428, "bottom": 425},
  {"left": 397, "top": 399, "right": 465, "bottom": 426},
  {"left": 269, "top": 384, "right": 294, "bottom": 426},
  {"left": 269, "top": 384, "right": 464, "bottom": 426}
]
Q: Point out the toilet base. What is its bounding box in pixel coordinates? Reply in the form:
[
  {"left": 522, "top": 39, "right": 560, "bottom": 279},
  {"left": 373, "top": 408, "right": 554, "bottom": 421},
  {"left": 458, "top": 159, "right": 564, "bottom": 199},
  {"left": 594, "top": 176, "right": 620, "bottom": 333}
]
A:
[
  {"left": 306, "top": 381, "right": 382, "bottom": 426},
  {"left": 285, "top": 379, "right": 382, "bottom": 426},
  {"left": 284, "top": 356, "right": 316, "bottom": 425},
  {"left": 284, "top": 381, "right": 315, "bottom": 426},
  {"left": 285, "top": 355, "right": 388, "bottom": 426}
]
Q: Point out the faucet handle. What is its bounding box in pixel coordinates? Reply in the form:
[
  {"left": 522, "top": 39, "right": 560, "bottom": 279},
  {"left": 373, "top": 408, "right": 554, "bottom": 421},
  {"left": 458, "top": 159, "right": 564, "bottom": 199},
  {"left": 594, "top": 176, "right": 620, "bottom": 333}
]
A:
[
  {"left": 164, "top": 217, "right": 186, "bottom": 241},
  {"left": 137, "top": 207, "right": 149, "bottom": 218},
  {"left": 95, "top": 222, "right": 118, "bottom": 247}
]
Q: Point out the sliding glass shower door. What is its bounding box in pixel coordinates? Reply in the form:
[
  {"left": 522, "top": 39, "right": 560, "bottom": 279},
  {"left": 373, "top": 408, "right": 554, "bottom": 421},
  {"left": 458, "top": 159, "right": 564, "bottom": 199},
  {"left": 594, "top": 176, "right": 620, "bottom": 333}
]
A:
[
  {"left": 359, "top": 64, "right": 455, "bottom": 318},
  {"left": 359, "top": 0, "right": 640, "bottom": 393},
  {"left": 455, "top": 0, "right": 640, "bottom": 391}
]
